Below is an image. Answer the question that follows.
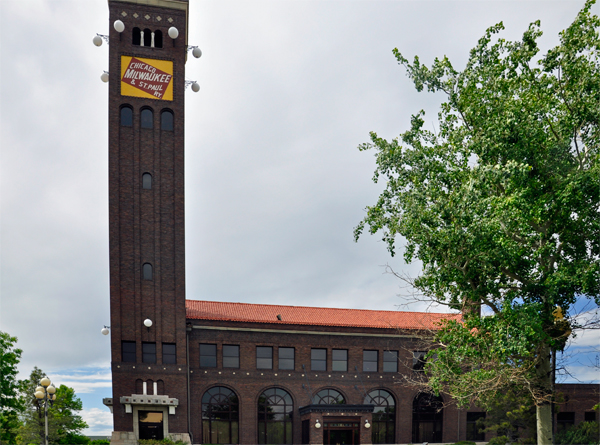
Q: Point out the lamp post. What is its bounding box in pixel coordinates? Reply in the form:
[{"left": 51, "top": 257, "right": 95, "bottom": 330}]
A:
[{"left": 34, "top": 376, "right": 56, "bottom": 445}]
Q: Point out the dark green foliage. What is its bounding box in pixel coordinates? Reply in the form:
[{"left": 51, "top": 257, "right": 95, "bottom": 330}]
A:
[
  {"left": 355, "top": 1, "right": 600, "bottom": 441},
  {"left": 138, "top": 439, "right": 187, "bottom": 445},
  {"left": 0, "top": 331, "right": 25, "bottom": 444},
  {"left": 89, "top": 440, "right": 110, "bottom": 445},
  {"left": 555, "top": 421, "right": 600, "bottom": 445},
  {"left": 17, "top": 367, "right": 88, "bottom": 445}
]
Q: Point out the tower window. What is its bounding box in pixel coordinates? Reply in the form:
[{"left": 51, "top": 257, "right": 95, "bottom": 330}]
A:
[
  {"left": 154, "top": 30, "right": 163, "bottom": 48},
  {"left": 122, "top": 341, "right": 136, "bottom": 362},
  {"left": 142, "top": 173, "right": 152, "bottom": 190},
  {"left": 142, "top": 342, "right": 156, "bottom": 364},
  {"left": 120, "top": 106, "right": 133, "bottom": 127},
  {"left": 132, "top": 27, "right": 141, "bottom": 46},
  {"left": 143, "top": 28, "right": 152, "bottom": 47},
  {"left": 162, "top": 343, "right": 176, "bottom": 364},
  {"left": 143, "top": 263, "right": 153, "bottom": 280},
  {"left": 141, "top": 108, "right": 153, "bottom": 129},
  {"left": 161, "top": 110, "right": 174, "bottom": 131}
]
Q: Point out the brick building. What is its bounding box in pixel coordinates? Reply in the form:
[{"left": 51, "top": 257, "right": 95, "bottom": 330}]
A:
[{"left": 100, "top": 0, "right": 598, "bottom": 444}]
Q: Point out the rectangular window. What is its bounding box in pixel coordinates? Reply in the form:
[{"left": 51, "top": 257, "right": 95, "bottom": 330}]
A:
[
  {"left": 585, "top": 411, "right": 596, "bottom": 422},
  {"left": 332, "top": 349, "right": 348, "bottom": 371},
  {"left": 557, "top": 412, "right": 575, "bottom": 433},
  {"left": 363, "top": 350, "right": 378, "bottom": 372},
  {"left": 142, "top": 342, "right": 156, "bottom": 364},
  {"left": 279, "top": 347, "right": 295, "bottom": 370},
  {"left": 311, "top": 348, "right": 327, "bottom": 371},
  {"left": 413, "top": 351, "right": 427, "bottom": 371},
  {"left": 122, "top": 341, "right": 136, "bottom": 363},
  {"left": 223, "top": 345, "right": 240, "bottom": 368},
  {"left": 466, "top": 412, "right": 486, "bottom": 441},
  {"left": 383, "top": 350, "right": 398, "bottom": 372},
  {"left": 162, "top": 343, "right": 176, "bottom": 364},
  {"left": 200, "top": 344, "right": 217, "bottom": 368},
  {"left": 256, "top": 346, "right": 273, "bottom": 369}
]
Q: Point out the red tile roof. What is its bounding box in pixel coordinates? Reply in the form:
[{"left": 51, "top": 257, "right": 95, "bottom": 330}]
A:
[{"left": 186, "top": 300, "right": 460, "bottom": 330}]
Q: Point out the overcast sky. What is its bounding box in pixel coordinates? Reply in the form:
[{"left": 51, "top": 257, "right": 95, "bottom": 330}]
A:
[{"left": 1, "top": 0, "right": 599, "bottom": 436}]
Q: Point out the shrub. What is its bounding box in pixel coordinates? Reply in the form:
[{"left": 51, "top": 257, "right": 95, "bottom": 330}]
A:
[
  {"left": 555, "top": 421, "right": 600, "bottom": 445},
  {"left": 488, "top": 436, "right": 509, "bottom": 445}
]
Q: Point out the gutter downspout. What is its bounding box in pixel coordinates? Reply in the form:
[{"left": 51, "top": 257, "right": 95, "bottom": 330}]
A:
[{"left": 186, "top": 325, "right": 193, "bottom": 444}]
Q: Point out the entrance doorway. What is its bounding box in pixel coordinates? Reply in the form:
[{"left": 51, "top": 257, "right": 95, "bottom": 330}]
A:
[
  {"left": 323, "top": 422, "right": 359, "bottom": 445},
  {"left": 138, "top": 410, "right": 164, "bottom": 440}
]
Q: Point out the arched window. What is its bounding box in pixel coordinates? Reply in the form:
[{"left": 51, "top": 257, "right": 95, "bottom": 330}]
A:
[
  {"left": 202, "top": 387, "right": 239, "bottom": 444},
  {"left": 365, "top": 389, "right": 396, "bottom": 444},
  {"left": 412, "top": 392, "right": 443, "bottom": 443},
  {"left": 143, "top": 263, "right": 153, "bottom": 280},
  {"left": 141, "top": 108, "right": 153, "bottom": 129},
  {"left": 161, "top": 110, "right": 174, "bottom": 131},
  {"left": 120, "top": 106, "right": 133, "bottom": 127},
  {"left": 142, "top": 173, "right": 152, "bottom": 190},
  {"left": 154, "top": 30, "right": 163, "bottom": 48},
  {"left": 143, "top": 28, "right": 152, "bottom": 47},
  {"left": 258, "top": 388, "right": 293, "bottom": 444},
  {"left": 314, "top": 388, "right": 345, "bottom": 405},
  {"left": 132, "top": 27, "right": 141, "bottom": 46}
]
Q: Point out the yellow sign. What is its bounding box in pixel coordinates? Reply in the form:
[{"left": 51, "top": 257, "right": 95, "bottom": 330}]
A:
[{"left": 120, "top": 56, "right": 173, "bottom": 101}]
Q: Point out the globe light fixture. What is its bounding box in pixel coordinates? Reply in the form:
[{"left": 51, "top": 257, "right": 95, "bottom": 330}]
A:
[
  {"left": 168, "top": 26, "right": 179, "bottom": 39},
  {"left": 315, "top": 419, "right": 321, "bottom": 429},
  {"left": 114, "top": 20, "right": 125, "bottom": 33},
  {"left": 191, "top": 82, "right": 200, "bottom": 93},
  {"left": 101, "top": 71, "right": 109, "bottom": 83},
  {"left": 93, "top": 35, "right": 103, "bottom": 46},
  {"left": 101, "top": 325, "right": 110, "bottom": 336},
  {"left": 192, "top": 47, "right": 202, "bottom": 58},
  {"left": 144, "top": 318, "right": 153, "bottom": 328},
  {"left": 34, "top": 377, "right": 56, "bottom": 445},
  {"left": 364, "top": 419, "right": 371, "bottom": 429}
]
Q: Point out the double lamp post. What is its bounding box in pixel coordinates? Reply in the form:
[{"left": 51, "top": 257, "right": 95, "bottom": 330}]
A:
[{"left": 34, "top": 376, "right": 57, "bottom": 445}]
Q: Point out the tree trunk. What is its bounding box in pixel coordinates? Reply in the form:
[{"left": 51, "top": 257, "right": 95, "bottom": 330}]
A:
[{"left": 536, "top": 343, "right": 553, "bottom": 445}]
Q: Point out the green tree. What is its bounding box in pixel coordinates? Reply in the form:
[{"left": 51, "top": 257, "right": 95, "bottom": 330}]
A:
[
  {"left": 355, "top": 2, "right": 600, "bottom": 444},
  {"left": 17, "top": 367, "right": 88, "bottom": 445},
  {"left": 0, "top": 331, "right": 24, "bottom": 444}
]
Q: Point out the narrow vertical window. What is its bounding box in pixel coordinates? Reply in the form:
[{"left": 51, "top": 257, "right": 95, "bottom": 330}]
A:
[
  {"left": 142, "top": 342, "right": 156, "bottom": 364},
  {"left": 466, "top": 412, "right": 486, "bottom": 441},
  {"left": 161, "top": 110, "right": 174, "bottom": 131},
  {"left": 143, "top": 263, "right": 153, "bottom": 280},
  {"left": 332, "top": 349, "right": 347, "bottom": 371},
  {"left": 142, "top": 173, "right": 152, "bottom": 190},
  {"left": 383, "top": 350, "right": 398, "bottom": 372},
  {"left": 311, "top": 348, "right": 326, "bottom": 371},
  {"left": 132, "top": 27, "right": 141, "bottom": 46},
  {"left": 154, "top": 30, "right": 163, "bottom": 48},
  {"left": 223, "top": 345, "right": 239, "bottom": 368},
  {"left": 200, "top": 344, "right": 217, "bottom": 368},
  {"left": 278, "top": 347, "right": 294, "bottom": 370},
  {"left": 120, "top": 106, "right": 133, "bottom": 127},
  {"left": 363, "top": 350, "right": 378, "bottom": 372},
  {"left": 141, "top": 108, "right": 153, "bottom": 129},
  {"left": 143, "top": 28, "right": 152, "bottom": 47},
  {"left": 413, "top": 351, "right": 427, "bottom": 371},
  {"left": 256, "top": 346, "right": 273, "bottom": 369},
  {"left": 122, "top": 341, "right": 136, "bottom": 362},
  {"left": 162, "top": 343, "right": 176, "bottom": 364}
]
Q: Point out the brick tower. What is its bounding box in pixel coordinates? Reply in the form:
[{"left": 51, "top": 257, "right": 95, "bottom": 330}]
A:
[{"left": 103, "top": 1, "right": 190, "bottom": 443}]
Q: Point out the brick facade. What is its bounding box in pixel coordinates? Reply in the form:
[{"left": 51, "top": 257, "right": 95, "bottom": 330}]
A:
[{"left": 103, "top": 1, "right": 599, "bottom": 444}]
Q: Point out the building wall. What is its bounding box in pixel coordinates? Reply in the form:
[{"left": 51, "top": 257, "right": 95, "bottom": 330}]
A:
[{"left": 107, "top": 0, "right": 189, "bottom": 435}]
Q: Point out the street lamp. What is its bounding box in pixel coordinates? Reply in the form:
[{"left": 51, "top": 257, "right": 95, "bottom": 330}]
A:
[{"left": 34, "top": 376, "right": 56, "bottom": 445}]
